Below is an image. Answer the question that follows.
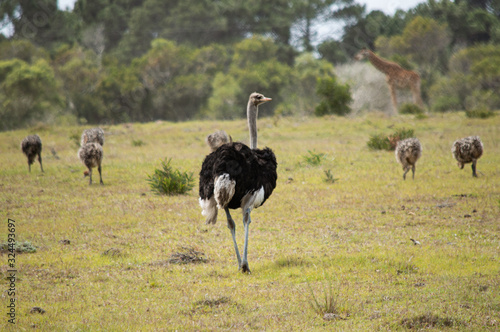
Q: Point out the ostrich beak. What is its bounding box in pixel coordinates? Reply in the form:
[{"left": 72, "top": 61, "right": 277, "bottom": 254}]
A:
[{"left": 262, "top": 97, "right": 272, "bottom": 103}]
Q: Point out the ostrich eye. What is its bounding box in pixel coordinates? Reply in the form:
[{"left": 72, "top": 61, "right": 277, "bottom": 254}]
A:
[{"left": 256, "top": 95, "right": 262, "bottom": 99}]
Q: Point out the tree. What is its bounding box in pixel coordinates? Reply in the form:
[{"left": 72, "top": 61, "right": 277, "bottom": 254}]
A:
[
  {"left": 0, "top": 0, "right": 79, "bottom": 47},
  {"left": 375, "top": 16, "right": 450, "bottom": 66},
  {"left": 315, "top": 75, "right": 352, "bottom": 116},
  {"left": 53, "top": 45, "right": 106, "bottom": 123},
  {"left": 205, "top": 36, "right": 292, "bottom": 119},
  {"left": 334, "top": 8, "right": 407, "bottom": 60},
  {"left": 0, "top": 58, "right": 62, "bottom": 129},
  {"left": 429, "top": 44, "right": 500, "bottom": 111},
  {"left": 74, "top": 0, "right": 144, "bottom": 50},
  {"left": 276, "top": 53, "right": 336, "bottom": 116}
]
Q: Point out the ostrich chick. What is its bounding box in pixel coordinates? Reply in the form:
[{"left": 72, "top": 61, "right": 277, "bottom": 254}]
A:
[
  {"left": 452, "top": 136, "right": 483, "bottom": 177},
  {"left": 81, "top": 128, "right": 105, "bottom": 147},
  {"left": 78, "top": 143, "right": 104, "bottom": 185},
  {"left": 21, "top": 135, "right": 44, "bottom": 172},
  {"left": 205, "top": 130, "right": 232, "bottom": 152},
  {"left": 395, "top": 138, "right": 422, "bottom": 180}
]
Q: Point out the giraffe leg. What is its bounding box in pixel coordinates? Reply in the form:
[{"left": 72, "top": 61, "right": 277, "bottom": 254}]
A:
[
  {"left": 388, "top": 83, "right": 398, "bottom": 114},
  {"left": 412, "top": 82, "right": 424, "bottom": 107}
]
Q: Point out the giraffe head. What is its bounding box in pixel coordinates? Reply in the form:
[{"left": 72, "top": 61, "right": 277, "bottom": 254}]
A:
[{"left": 354, "top": 48, "right": 370, "bottom": 61}]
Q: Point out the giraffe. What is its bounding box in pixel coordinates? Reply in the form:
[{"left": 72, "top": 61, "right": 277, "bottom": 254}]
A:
[{"left": 354, "top": 48, "right": 424, "bottom": 113}]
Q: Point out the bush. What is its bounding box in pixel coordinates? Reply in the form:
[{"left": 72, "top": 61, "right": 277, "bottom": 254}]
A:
[
  {"left": 465, "top": 108, "right": 496, "bottom": 119},
  {"left": 303, "top": 150, "right": 326, "bottom": 166},
  {"left": 147, "top": 158, "right": 194, "bottom": 195},
  {"left": 132, "top": 139, "right": 146, "bottom": 146},
  {"left": 323, "top": 169, "right": 339, "bottom": 183},
  {"left": 315, "top": 76, "right": 352, "bottom": 116},
  {"left": 368, "top": 128, "right": 415, "bottom": 151},
  {"left": 367, "top": 134, "right": 392, "bottom": 151},
  {"left": 432, "top": 95, "right": 462, "bottom": 112},
  {"left": 0, "top": 241, "right": 37, "bottom": 253},
  {"left": 399, "top": 103, "right": 424, "bottom": 115}
]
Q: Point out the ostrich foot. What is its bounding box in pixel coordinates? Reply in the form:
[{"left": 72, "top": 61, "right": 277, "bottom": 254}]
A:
[{"left": 240, "top": 262, "right": 251, "bottom": 274}]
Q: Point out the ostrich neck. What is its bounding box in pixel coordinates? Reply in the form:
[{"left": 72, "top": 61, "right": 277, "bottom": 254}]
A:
[{"left": 247, "top": 101, "right": 258, "bottom": 149}]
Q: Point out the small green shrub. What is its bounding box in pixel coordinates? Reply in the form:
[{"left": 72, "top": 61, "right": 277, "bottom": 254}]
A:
[
  {"left": 323, "top": 169, "right": 338, "bottom": 183},
  {"left": 307, "top": 279, "right": 348, "bottom": 319},
  {"left": 132, "top": 139, "right": 146, "bottom": 146},
  {"left": 147, "top": 158, "right": 194, "bottom": 195},
  {"left": 0, "top": 241, "right": 37, "bottom": 253},
  {"left": 368, "top": 128, "right": 415, "bottom": 151},
  {"left": 399, "top": 103, "right": 424, "bottom": 115},
  {"left": 432, "top": 95, "right": 462, "bottom": 112},
  {"left": 367, "top": 134, "right": 392, "bottom": 151},
  {"left": 315, "top": 77, "right": 352, "bottom": 116},
  {"left": 69, "top": 132, "right": 81, "bottom": 147},
  {"left": 303, "top": 150, "right": 326, "bottom": 166},
  {"left": 465, "top": 108, "right": 496, "bottom": 119}
]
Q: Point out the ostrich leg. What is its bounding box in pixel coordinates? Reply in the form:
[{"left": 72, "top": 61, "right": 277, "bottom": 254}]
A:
[
  {"left": 472, "top": 160, "right": 478, "bottom": 177},
  {"left": 38, "top": 153, "right": 44, "bottom": 172},
  {"left": 241, "top": 208, "right": 252, "bottom": 273},
  {"left": 225, "top": 208, "right": 242, "bottom": 268},
  {"left": 98, "top": 165, "right": 104, "bottom": 185}
]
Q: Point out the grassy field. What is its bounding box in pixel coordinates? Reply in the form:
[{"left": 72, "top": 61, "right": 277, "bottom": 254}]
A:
[{"left": 1, "top": 112, "right": 499, "bottom": 331}]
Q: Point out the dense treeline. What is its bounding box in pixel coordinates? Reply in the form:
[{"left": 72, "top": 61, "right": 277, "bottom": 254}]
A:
[{"left": 0, "top": 0, "right": 499, "bottom": 130}]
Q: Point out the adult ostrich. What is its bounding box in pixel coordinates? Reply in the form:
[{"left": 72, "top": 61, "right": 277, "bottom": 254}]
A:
[{"left": 199, "top": 92, "right": 277, "bottom": 273}]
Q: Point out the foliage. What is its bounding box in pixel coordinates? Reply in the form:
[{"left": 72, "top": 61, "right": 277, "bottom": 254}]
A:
[
  {"left": 147, "top": 158, "right": 194, "bottom": 195},
  {"left": 367, "top": 127, "right": 415, "bottom": 151},
  {"left": 0, "top": 58, "right": 62, "bottom": 130},
  {"left": 275, "top": 53, "right": 335, "bottom": 117},
  {"left": 302, "top": 150, "right": 326, "bottom": 166},
  {"left": 323, "top": 169, "right": 338, "bottom": 183},
  {"left": 0, "top": 0, "right": 499, "bottom": 130},
  {"left": 465, "top": 108, "right": 496, "bottom": 119},
  {"left": 314, "top": 76, "right": 352, "bottom": 116},
  {"left": 429, "top": 44, "right": 500, "bottom": 112},
  {"left": 375, "top": 16, "right": 450, "bottom": 66},
  {"left": 0, "top": 241, "right": 37, "bottom": 253},
  {"left": 399, "top": 103, "right": 424, "bottom": 115},
  {"left": 367, "top": 133, "right": 392, "bottom": 151},
  {"left": 131, "top": 139, "right": 145, "bottom": 147},
  {"left": 307, "top": 279, "right": 346, "bottom": 318},
  {"left": 206, "top": 36, "right": 292, "bottom": 118}
]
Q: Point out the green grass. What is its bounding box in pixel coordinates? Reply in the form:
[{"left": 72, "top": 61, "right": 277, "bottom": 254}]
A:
[{"left": 0, "top": 113, "right": 499, "bottom": 330}]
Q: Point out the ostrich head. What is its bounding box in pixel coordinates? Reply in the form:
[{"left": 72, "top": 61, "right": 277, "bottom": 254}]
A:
[
  {"left": 249, "top": 92, "right": 272, "bottom": 107},
  {"left": 354, "top": 48, "right": 370, "bottom": 61}
]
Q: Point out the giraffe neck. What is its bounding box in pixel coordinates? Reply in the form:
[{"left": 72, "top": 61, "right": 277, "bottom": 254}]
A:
[{"left": 367, "top": 51, "right": 394, "bottom": 75}]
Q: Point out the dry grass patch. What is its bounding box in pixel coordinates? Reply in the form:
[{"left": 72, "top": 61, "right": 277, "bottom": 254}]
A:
[
  {"left": 167, "top": 246, "right": 207, "bottom": 264},
  {"left": 400, "top": 313, "right": 462, "bottom": 329}
]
